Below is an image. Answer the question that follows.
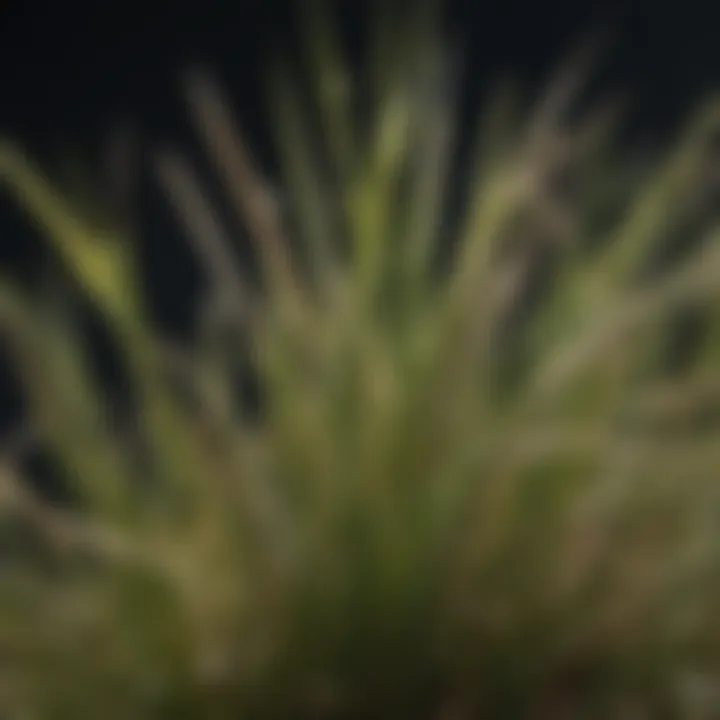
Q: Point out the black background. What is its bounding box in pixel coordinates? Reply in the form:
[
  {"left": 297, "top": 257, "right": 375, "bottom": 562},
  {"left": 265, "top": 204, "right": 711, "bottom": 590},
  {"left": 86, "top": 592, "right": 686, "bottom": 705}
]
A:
[{"left": 1, "top": 1, "right": 718, "bottom": 154}]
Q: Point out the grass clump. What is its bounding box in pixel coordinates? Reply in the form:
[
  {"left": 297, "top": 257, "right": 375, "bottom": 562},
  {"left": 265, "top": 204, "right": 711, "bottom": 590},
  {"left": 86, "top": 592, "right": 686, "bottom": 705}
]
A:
[{"left": 2, "top": 2, "right": 720, "bottom": 717}]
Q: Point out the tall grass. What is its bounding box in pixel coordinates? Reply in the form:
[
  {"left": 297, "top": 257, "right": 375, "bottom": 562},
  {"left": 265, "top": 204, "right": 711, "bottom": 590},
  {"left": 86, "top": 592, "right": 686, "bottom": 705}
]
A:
[{"left": 1, "top": 2, "right": 720, "bottom": 716}]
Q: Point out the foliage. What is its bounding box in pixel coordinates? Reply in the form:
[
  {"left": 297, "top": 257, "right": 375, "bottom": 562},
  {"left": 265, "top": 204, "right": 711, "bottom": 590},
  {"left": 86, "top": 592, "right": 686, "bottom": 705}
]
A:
[{"left": 1, "top": 2, "right": 720, "bottom": 716}]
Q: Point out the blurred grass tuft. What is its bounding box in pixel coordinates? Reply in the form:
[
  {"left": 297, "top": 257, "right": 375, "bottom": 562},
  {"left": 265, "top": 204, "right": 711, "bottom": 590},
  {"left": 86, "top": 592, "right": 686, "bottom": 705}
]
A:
[{"left": 2, "top": 1, "right": 720, "bottom": 717}]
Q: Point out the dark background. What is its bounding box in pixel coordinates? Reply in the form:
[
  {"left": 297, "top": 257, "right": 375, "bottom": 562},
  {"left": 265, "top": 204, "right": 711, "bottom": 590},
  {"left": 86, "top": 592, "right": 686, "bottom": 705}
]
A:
[
  {"left": 2, "top": 1, "right": 718, "bottom": 155},
  {"left": 2, "top": 0, "right": 718, "bottom": 262},
  {"left": 0, "top": 0, "right": 718, "bottom": 443}
]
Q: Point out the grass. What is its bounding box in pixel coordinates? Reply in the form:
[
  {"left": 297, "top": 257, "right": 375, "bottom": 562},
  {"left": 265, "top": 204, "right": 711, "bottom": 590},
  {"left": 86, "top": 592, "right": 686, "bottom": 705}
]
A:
[{"left": 1, "top": 1, "right": 720, "bottom": 716}]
